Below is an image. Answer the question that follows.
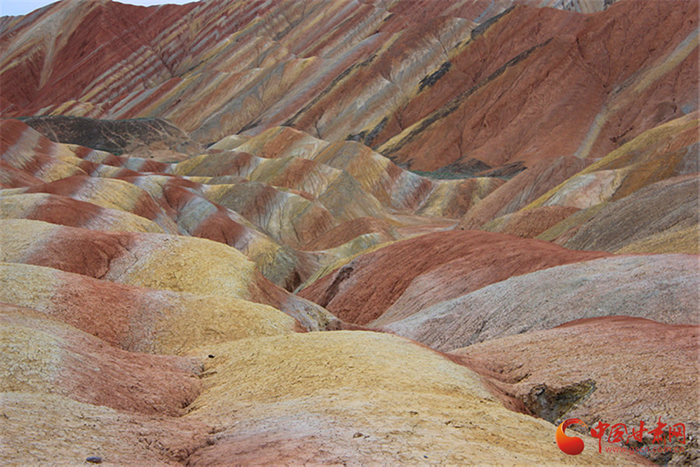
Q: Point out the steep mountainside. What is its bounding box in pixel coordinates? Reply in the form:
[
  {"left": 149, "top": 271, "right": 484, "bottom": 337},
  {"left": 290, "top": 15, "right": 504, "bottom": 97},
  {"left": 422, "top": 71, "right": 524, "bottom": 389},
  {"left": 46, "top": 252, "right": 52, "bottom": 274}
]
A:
[{"left": 6, "top": 0, "right": 689, "bottom": 174}]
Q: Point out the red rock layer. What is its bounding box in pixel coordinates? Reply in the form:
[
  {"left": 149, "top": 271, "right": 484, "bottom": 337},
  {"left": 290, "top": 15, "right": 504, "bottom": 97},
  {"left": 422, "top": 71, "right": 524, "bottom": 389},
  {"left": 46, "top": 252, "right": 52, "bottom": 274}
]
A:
[
  {"left": 1, "top": 221, "right": 329, "bottom": 330},
  {"left": 2, "top": 303, "right": 202, "bottom": 416},
  {"left": 481, "top": 205, "right": 581, "bottom": 238},
  {"left": 299, "top": 217, "right": 398, "bottom": 251},
  {"left": 458, "top": 155, "right": 589, "bottom": 229},
  {"left": 0, "top": 118, "right": 171, "bottom": 177},
  {"left": 1, "top": 120, "right": 324, "bottom": 288},
  {"left": 377, "top": 1, "right": 698, "bottom": 169},
  {"left": 299, "top": 230, "right": 608, "bottom": 325},
  {"left": 1, "top": 1, "right": 196, "bottom": 115},
  {"left": 5, "top": 1, "right": 688, "bottom": 174}
]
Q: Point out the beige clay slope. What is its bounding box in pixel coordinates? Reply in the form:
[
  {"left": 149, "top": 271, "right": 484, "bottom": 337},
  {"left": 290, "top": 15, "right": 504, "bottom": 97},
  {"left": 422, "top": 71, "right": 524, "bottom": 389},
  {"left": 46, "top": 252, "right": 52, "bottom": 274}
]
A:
[
  {"left": 183, "top": 331, "right": 642, "bottom": 465},
  {"left": 0, "top": 262, "right": 297, "bottom": 355}
]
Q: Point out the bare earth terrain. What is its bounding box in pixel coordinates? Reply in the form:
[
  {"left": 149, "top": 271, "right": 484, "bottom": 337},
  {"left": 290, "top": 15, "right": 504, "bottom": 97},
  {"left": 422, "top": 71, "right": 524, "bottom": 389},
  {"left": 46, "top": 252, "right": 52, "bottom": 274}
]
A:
[{"left": 1, "top": 0, "right": 697, "bottom": 464}]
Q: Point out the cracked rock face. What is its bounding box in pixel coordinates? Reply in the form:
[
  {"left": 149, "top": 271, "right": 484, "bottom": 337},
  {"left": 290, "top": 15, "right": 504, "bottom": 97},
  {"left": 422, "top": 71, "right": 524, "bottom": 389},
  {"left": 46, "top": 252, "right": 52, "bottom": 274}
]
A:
[
  {"left": 523, "top": 380, "right": 597, "bottom": 424},
  {"left": 19, "top": 115, "right": 202, "bottom": 157},
  {"left": 451, "top": 316, "right": 699, "bottom": 464}
]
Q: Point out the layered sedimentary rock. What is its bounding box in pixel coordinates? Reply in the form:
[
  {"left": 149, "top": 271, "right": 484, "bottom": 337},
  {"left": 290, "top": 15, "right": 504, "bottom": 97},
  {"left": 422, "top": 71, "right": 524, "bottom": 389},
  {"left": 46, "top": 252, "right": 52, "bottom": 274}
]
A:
[
  {"left": 557, "top": 175, "right": 699, "bottom": 253},
  {"left": 525, "top": 113, "right": 700, "bottom": 253},
  {"left": 384, "top": 255, "right": 699, "bottom": 351},
  {"left": 528, "top": 113, "right": 699, "bottom": 211},
  {"left": 452, "top": 316, "right": 699, "bottom": 464},
  {"left": 299, "top": 230, "right": 608, "bottom": 325},
  {"left": 299, "top": 216, "right": 399, "bottom": 251},
  {"left": 4, "top": 0, "right": 687, "bottom": 174},
  {"left": 0, "top": 262, "right": 297, "bottom": 355},
  {"left": 191, "top": 126, "right": 504, "bottom": 219},
  {"left": 182, "top": 331, "right": 638, "bottom": 465},
  {"left": 2, "top": 321, "right": 642, "bottom": 465},
  {"left": 479, "top": 205, "right": 581, "bottom": 238},
  {"left": 1, "top": 303, "right": 202, "bottom": 416},
  {"left": 457, "top": 155, "right": 589, "bottom": 229},
  {"left": 0, "top": 218, "right": 335, "bottom": 331},
  {"left": 3, "top": 119, "right": 461, "bottom": 289},
  {"left": 457, "top": 112, "right": 699, "bottom": 252},
  {"left": 0, "top": 191, "right": 168, "bottom": 233},
  {"left": 375, "top": 1, "right": 698, "bottom": 170},
  {"left": 1, "top": 0, "right": 697, "bottom": 464}
]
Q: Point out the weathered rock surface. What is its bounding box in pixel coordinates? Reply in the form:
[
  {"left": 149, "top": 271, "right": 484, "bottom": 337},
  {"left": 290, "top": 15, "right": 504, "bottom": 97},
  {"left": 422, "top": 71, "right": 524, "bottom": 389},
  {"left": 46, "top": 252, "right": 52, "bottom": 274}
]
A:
[
  {"left": 183, "top": 331, "right": 640, "bottom": 465},
  {"left": 3, "top": 0, "right": 685, "bottom": 174},
  {"left": 452, "top": 316, "right": 699, "bottom": 464},
  {"left": 197, "top": 126, "right": 504, "bottom": 219},
  {"left": 0, "top": 219, "right": 336, "bottom": 331},
  {"left": 18, "top": 115, "right": 201, "bottom": 157},
  {"left": 458, "top": 155, "right": 589, "bottom": 229},
  {"left": 300, "top": 230, "right": 608, "bottom": 325},
  {"left": 376, "top": 1, "right": 698, "bottom": 170},
  {"left": 1, "top": 392, "right": 212, "bottom": 465},
  {"left": 480, "top": 205, "right": 581, "bottom": 238},
  {"left": 0, "top": 120, "right": 407, "bottom": 289},
  {"left": 558, "top": 175, "right": 699, "bottom": 253},
  {"left": 385, "top": 255, "right": 699, "bottom": 351},
  {"left": 299, "top": 216, "right": 398, "bottom": 251},
  {"left": 0, "top": 262, "right": 297, "bottom": 355},
  {"left": 528, "top": 112, "right": 699, "bottom": 211},
  {"left": 464, "top": 113, "right": 699, "bottom": 252},
  {"left": 0, "top": 0, "right": 696, "bottom": 464},
  {"left": 1, "top": 303, "right": 202, "bottom": 416},
  {"left": 0, "top": 191, "right": 167, "bottom": 233}
]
